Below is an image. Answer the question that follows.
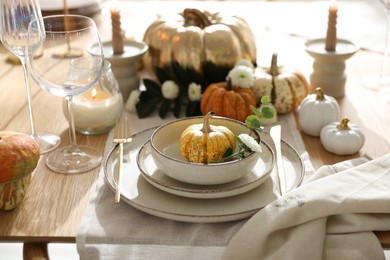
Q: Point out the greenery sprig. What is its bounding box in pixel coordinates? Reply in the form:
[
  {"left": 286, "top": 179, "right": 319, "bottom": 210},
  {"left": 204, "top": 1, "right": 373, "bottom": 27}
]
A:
[{"left": 219, "top": 96, "right": 275, "bottom": 162}]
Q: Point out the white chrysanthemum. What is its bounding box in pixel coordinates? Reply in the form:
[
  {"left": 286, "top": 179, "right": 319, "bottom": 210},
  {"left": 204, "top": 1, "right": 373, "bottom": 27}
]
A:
[
  {"left": 188, "top": 82, "right": 202, "bottom": 101},
  {"left": 161, "top": 80, "right": 179, "bottom": 100},
  {"left": 235, "top": 59, "right": 255, "bottom": 69},
  {"left": 238, "top": 134, "right": 262, "bottom": 153},
  {"left": 125, "top": 89, "right": 141, "bottom": 113},
  {"left": 227, "top": 65, "right": 254, "bottom": 88}
]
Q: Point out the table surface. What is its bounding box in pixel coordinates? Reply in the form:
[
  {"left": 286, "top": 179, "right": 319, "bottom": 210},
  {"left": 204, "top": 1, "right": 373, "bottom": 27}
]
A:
[{"left": 0, "top": 0, "right": 389, "bottom": 252}]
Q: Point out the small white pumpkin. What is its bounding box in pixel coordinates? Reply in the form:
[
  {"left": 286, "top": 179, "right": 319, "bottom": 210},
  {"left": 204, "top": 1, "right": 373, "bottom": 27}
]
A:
[
  {"left": 320, "top": 117, "right": 365, "bottom": 155},
  {"left": 298, "top": 87, "right": 340, "bottom": 136}
]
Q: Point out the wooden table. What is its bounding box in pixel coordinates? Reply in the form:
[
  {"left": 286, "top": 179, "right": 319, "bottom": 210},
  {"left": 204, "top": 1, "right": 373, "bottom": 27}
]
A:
[{"left": 0, "top": 1, "right": 389, "bottom": 258}]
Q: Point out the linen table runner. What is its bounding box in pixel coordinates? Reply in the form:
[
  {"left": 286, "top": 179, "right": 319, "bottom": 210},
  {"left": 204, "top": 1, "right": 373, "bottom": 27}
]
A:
[{"left": 76, "top": 112, "right": 314, "bottom": 259}]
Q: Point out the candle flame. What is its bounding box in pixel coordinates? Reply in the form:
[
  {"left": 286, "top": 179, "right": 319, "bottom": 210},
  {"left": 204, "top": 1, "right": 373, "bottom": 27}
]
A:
[{"left": 92, "top": 88, "right": 97, "bottom": 99}]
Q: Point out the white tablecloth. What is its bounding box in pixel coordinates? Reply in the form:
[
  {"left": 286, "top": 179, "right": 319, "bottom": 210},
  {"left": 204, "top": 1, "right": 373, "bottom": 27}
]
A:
[{"left": 76, "top": 113, "right": 315, "bottom": 259}]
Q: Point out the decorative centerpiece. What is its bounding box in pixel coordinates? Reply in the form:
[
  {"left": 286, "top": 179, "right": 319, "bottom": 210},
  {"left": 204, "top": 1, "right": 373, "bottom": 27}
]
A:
[
  {"left": 305, "top": 0, "right": 359, "bottom": 98},
  {"left": 0, "top": 131, "right": 40, "bottom": 210},
  {"left": 102, "top": 1, "right": 148, "bottom": 101},
  {"left": 142, "top": 8, "right": 257, "bottom": 90}
]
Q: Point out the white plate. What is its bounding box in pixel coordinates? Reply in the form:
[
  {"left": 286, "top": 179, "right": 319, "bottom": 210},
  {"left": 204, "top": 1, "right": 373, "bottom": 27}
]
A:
[
  {"left": 104, "top": 127, "right": 304, "bottom": 223},
  {"left": 137, "top": 140, "right": 274, "bottom": 199}
]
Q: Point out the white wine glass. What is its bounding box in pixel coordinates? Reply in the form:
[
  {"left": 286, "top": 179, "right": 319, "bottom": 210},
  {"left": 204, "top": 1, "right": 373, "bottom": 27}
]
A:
[
  {"left": 27, "top": 15, "right": 105, "bottom": 174},
  {"left": 0, "top": 0, "right": 60, "bottom": 153},
  {"left": 362, "top": 0, "right": 390, "bottom": 94}
]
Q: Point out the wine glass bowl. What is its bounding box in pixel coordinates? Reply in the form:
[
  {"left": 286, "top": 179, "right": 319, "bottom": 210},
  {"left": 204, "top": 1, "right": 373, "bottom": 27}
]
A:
[
  {"left": 27, "top": 14, "right": 105, "bottom": 174},
  {"left": 0, "top": 0, "right": 60, "bottom": 153}
]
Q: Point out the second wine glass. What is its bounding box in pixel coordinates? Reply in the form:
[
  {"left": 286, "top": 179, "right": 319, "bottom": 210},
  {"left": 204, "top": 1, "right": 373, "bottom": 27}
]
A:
[
  {"left": 27, "top": 15, "right": 105, "bottom": 174},
  {"left": 0, "top": 0, "right": 60, "bottom": 153}
]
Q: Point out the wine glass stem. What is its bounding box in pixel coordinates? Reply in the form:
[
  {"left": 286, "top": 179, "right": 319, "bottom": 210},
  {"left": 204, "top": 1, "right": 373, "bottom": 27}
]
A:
[
  {"left": 20, "top": 59, "right": 37, "bottom": 138},
  {"left": 381, "top": 12, "right": 390, "bottom": 79},
  {"left": 65, "top": 96, "right": 78, "bottom": 148}
]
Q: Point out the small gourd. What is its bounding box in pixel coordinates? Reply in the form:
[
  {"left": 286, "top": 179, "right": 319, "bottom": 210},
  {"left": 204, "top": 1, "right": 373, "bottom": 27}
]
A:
[
  {"left": 180, "top": 112, "right": 236, "bottom": 163},
  {"left": 252, "top": 53, "right": 309, "bottom": 114},
  {"left": 298, "top": 87, "right": 340, "bottom": 136},
  {"left": 200, "top": 81, "right": 256, "bottom": 122},
  {"left": 320, "top": 117, "right": 365, "bottom": 155}
]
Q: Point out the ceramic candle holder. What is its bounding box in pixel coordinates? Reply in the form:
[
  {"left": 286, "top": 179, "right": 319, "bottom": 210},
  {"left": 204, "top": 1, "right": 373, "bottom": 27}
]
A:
[
  {"left": 102, "top": 40, "right": 148, "bottom": 102},
  {"left": 64, "top": 60, "right": 124, "bottom": 135},
  {"left": 305, "top": 38, "right": 359, "bottom": 98}
]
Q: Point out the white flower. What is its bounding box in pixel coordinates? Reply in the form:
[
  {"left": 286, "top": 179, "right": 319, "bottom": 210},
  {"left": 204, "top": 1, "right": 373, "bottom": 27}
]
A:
[
  {"left": 188, "top": 82, "right": 202, "bottom": 101},
  {"left": 227, "top": 65, "right": 254, "bottom": 88},
  {"left": 235, "top": 59, "right": 255, "bottom": 69},
  {"left": 238, "top": 134, "right": 262, "bottom": 153},
  {"left": 161, "top": 80, "right": 179, "bottom": 100},
  {"left": 125, "top": 89, "right": 141, "bottom": 113}
]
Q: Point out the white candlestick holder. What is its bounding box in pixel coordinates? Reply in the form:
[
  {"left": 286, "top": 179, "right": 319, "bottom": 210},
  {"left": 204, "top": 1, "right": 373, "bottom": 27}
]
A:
[
  {"left": 305, "top": 38, "right": 359, "bottom": 98},
  {"left": 102, "top": 40, "right": 148, "bottom": 102}
]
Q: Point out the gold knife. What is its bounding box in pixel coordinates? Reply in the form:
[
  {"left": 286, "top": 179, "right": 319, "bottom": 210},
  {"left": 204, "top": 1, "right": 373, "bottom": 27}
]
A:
[{"left": 270, "top": 125, "right": 287, "bottom": 196}]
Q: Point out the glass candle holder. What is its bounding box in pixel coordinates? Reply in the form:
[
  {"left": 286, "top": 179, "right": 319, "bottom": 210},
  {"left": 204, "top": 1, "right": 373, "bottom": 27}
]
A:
[{"left": 64, "top": 60, "right": 124, "bottom": 135}]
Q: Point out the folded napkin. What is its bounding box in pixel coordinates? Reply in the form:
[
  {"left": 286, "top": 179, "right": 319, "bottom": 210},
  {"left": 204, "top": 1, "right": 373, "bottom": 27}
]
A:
[{"left": 223, "top": 154, "right": 390, "bottom": 260}]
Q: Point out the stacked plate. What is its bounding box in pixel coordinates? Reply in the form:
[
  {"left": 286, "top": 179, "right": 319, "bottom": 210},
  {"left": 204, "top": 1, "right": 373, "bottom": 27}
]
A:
[{"left": 104, "top": 127, "right": 304, "bottom": 223}]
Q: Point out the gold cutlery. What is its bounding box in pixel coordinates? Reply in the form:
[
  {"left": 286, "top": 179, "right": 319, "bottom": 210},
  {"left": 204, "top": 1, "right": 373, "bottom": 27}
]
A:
[
  {"left": 270, "top": 125, "right": 287, "bottom": 196},
  {"left": 113, "top": 116, "right": 132, "bottom": 203}
]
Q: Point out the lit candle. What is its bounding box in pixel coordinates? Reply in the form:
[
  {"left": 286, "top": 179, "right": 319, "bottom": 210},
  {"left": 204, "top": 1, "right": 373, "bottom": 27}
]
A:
[
  {"left": 70, "top": 87, "right": 124, "bottom": 134},
  {"left": 111, "top": 0, "right": 125, "bottom": 55},
  {"left": 325, "top": 0, "right": 338, "bottom": 52}
]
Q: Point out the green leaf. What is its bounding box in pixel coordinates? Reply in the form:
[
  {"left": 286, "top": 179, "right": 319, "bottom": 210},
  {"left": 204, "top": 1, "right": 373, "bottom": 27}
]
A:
[
  {"left": 245, "top": 115, "right": 261, "bottom": 129},
  {"left": 261, "top": 106, "right": 275, "bottom": 119},
  {"left": 159, "top": 99, "right": 171, "bottom": 118},
  {"left": 260, "top": 96, "right": 270, "bottom": 104},
  {"left": 250, "top": 105, "right": 262, "bottom": 118},
  {"left": 222, "top": 147, "right": 233, "bottom": 158}
]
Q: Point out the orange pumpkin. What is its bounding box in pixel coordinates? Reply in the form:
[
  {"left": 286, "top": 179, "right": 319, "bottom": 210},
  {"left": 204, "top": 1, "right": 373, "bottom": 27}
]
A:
[{"left": 200, "top": 82, "right": 256, "bottom": 122}]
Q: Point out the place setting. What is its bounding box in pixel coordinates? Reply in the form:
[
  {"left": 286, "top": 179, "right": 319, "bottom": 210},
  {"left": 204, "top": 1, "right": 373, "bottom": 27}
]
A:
[{"left": 103, "top": 114, "right": 305, "bottom": 223}]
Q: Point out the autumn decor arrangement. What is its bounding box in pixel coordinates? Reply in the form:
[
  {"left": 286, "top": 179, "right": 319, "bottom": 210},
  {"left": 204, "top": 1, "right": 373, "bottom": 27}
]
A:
[
  {"left": 142, "top": 8, "right": 257, "bottom": 90},
  {"left": 252, "top": 53, "right": 309, "bottom": 114},
  {"left": 200, "top": 65, "right": 257, "bottom": 122},
  {"left": 0, "top": 131, "right": 40, "bottom": 210}
]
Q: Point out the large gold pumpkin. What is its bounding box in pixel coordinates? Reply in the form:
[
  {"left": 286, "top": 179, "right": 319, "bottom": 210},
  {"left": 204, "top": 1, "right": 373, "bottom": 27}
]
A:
[
  {"left": 143, "top": 8, "right": 257, "bottom": 86},
  {"left": 180, "top": 112, "right": 236, "bottom": 163},
  {"left": 252, "top": 53, "right": 309, "bottom": 114}
]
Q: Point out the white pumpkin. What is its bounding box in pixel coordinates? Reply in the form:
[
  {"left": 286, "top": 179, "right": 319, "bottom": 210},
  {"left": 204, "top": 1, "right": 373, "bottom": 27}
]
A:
[
  {"left": 298, "top": 87, "right": 340, "bottom": 136},
  {"left": 320, "top": 117, "right": 365, "bottom": 155}
]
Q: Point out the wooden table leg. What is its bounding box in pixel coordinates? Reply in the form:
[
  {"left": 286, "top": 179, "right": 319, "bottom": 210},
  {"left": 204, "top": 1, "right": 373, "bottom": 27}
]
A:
[{"left": 23, "top": 243, "right": 49, "bottom": 260}]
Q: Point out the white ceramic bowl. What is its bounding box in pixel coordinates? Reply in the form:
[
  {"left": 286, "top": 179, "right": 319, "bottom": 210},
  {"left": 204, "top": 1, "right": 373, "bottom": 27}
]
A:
[{"left": 150, "top": 116, "right": 261, "bottom": 185}]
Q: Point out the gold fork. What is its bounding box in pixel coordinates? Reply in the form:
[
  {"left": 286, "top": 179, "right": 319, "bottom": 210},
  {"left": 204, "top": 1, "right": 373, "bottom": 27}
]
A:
[{"left": 113, "top": 116, "right": 132, "bottom": 203}]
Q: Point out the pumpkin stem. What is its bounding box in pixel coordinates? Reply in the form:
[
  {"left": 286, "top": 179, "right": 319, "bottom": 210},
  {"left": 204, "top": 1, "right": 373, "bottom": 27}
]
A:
[
  {"left": 315, "top": 87, "right": 325, "bottom": 101},
  {"left": 337, "top": 117, "right": 351, "bottom": 131},
  {"left": 226, "top": 78, "right": 233, "bottom": 91},
  {"left": 270, "top": 53, "right": 279, "bottom": 77},
  {"left": 201, "top": 111, "right": 215, "bottom": 133},
  {"left": 183, "top": 8, "right": 212, "bottom": 29}
]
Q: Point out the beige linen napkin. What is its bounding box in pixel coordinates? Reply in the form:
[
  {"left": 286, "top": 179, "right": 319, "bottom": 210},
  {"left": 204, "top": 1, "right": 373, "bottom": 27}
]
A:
[{"left": 223, "top": 154, "right": 390, "bottom": 260}]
